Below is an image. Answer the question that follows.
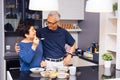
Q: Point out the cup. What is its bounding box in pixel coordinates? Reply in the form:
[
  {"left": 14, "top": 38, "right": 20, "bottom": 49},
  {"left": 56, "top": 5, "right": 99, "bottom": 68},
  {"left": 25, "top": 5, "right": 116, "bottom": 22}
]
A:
[
  {"left": 69, "top": 75, "right": 76, "bottom": 80},
  {"left": 69, "top": 66, "right": 76, "bottom": 75}
]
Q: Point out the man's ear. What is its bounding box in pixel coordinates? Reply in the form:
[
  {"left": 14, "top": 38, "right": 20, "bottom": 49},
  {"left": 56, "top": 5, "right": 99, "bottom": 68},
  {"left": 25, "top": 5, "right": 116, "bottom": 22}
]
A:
[{"left": 57, "top": 21, "right": 60, "bottom": 26}]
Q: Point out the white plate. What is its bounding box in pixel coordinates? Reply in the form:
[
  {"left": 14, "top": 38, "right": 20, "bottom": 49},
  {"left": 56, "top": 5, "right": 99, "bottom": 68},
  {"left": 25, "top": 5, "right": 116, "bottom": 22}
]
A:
[{"left": 30, "top": 67, "right": 45, "bottom": 73}]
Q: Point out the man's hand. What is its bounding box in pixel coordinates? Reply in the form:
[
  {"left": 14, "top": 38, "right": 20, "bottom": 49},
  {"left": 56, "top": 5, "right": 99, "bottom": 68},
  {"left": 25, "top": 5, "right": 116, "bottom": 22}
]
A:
[
  {"left": 15, "top": 43, "right": 20, "bottom": 54},
  {"left": 63, "top": 55, "right": 72, "bottom": 66},
  {"left": 41, "top": 61, "right": 46, "bottom": 67}
]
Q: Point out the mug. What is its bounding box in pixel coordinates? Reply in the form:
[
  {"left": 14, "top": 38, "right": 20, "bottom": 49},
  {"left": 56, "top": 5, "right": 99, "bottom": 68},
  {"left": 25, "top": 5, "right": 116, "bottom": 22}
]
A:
[{"left": 69, "top": 66, "right": 76, "bottom": 75}]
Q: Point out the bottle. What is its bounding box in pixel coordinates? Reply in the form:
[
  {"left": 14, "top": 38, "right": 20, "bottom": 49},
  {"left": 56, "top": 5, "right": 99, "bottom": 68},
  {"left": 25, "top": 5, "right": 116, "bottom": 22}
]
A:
[
  {"left": 87, "top": 47, "right": 90, "bottom": 54},
  {"left": 95, "top": 42, "right": 99, "bottom": 52},
  {"left": 90, "top": 42, "right": 96, "bottom": 53}
]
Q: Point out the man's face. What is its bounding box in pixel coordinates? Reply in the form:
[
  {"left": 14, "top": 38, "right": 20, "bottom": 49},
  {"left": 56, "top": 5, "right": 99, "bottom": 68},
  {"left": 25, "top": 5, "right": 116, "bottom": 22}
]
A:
[{"left": 46, "top": 16, "right": 58, "bottom": 30}]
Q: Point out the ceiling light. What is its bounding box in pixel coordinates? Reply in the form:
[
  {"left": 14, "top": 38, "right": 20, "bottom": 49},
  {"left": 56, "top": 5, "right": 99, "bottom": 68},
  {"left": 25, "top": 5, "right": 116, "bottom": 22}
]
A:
[
  {"left": 86, "top": 0, "right": 112, "bottom": 13},
  {"left": 29, "top": 0, "right": 59, "bottom": 11}
]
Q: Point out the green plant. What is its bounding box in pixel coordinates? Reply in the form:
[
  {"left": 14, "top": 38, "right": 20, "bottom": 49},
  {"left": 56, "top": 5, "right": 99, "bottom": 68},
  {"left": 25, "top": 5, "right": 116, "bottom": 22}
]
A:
[
  {"left": 113, "top": 2, "right": 118, "bottom": 11},
  {"left": 102, "top": 52, "right": 113, "bottom": 61}
]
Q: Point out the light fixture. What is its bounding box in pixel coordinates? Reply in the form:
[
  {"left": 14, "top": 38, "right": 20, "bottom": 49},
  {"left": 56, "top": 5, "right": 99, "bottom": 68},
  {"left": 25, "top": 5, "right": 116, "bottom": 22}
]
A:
[
  {"left": 29, "top": 0, "right": 59, "bottom": 11},
  {"left": 86, "top": 0, "right": 112, "bottom": 13}
]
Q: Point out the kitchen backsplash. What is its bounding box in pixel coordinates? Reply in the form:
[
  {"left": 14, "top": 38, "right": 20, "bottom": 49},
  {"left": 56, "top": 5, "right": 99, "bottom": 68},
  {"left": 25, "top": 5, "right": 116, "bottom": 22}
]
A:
[{"left": 5, "top": 36, "right": 23, "bottom": 52}]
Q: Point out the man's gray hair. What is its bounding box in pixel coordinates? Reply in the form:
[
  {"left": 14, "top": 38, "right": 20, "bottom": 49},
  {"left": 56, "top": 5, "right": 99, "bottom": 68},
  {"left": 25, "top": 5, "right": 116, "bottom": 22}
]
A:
[{"left": 48, "top": 11, "right": 61, "bottom": 21}]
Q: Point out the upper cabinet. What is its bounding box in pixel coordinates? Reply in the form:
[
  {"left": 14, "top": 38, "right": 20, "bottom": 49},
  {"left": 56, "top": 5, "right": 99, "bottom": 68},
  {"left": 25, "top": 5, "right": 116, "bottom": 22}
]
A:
[
  {"left": 43, "top": 0, "right": 84, "bottom": 20},
  {"left": 4, "top": 0, "right": 42, "bottom": 33}
]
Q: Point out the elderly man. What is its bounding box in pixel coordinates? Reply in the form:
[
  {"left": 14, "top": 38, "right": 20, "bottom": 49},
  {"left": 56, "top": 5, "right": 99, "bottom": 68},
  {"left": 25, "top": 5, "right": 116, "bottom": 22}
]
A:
[{"left": 38, "top": 11, "right": 76, "bottom": 69}]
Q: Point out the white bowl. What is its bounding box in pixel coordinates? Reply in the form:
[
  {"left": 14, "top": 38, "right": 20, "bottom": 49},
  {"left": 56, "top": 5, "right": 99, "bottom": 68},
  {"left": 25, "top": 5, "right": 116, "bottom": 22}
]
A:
[
  {"left": 58, "top": 67, "right": 68, "bottom": 73},
  {"left": 30, "top": 67, "right": 45, "bottom": 73},
  {"left": 57, "top": 72, "right": 67, "bottom": 78},
  {"left": 40, "top": 71, "right": 50, "bottom": 77}
]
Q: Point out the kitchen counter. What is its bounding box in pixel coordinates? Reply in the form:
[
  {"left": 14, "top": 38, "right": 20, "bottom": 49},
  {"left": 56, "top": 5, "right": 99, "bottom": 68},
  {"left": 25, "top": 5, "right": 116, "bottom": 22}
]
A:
[
  {"left": 4, "top": 52, "right": 19, "bottom": 61},
  {"left": 4, "top": 52, "right": 98, "bottom": 70},
  {"left": 8, "top": 65, "right": 120, "bottom": 80},
  {"left": 8, "top": 66, "right": 98, "bottom": 80},
  {"left": 77, "top": 52, "right": 99, "bottom": 64},
  {"left": 4, "top": 51, "right": 98, "bottom": 64}
]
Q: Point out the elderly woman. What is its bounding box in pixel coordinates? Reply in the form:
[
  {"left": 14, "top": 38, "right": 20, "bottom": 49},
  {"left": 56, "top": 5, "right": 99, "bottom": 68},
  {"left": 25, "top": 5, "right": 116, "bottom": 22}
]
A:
[{"left": 17, "top": 20, "right": 46, "bottom": 71}]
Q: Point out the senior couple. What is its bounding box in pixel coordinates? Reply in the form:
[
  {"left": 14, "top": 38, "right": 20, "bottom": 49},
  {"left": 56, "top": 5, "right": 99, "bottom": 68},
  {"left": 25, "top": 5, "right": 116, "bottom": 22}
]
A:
[{"left": 15, "top": 11, "right": 76, "bottom": 71}]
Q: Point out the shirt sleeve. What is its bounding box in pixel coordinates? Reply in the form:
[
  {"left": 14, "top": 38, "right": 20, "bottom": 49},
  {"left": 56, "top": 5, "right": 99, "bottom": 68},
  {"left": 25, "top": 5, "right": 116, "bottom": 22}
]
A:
[
  {"left": 18, "top": 44, "right": 35, "bottom": 64},
  {"left": 65, "top": 30, "right": 75, "bottom": 46},
  {"left": 36, "top": 28, "right": 42, "bottom": 38}
]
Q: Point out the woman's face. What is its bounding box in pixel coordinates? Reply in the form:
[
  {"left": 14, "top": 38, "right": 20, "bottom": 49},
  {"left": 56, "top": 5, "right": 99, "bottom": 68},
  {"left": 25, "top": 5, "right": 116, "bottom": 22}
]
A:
[{"left": 26, "top": 26, "right": 36, "bottom": 39}]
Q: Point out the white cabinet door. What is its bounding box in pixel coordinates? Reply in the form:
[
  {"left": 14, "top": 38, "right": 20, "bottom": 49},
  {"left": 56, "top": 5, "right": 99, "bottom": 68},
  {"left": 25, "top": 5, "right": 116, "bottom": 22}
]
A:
[
  {"left": 7, "top": 71, "right": 13, "bottom": 80},
  {"left": 43, "top": 0, "right": 84, "bottom": 20}
]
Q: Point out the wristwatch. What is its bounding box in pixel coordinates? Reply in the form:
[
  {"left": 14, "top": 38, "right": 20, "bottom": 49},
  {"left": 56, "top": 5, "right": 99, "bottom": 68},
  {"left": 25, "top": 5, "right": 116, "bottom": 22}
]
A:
[{"left": 67, "top": 52, "right": 73, "bottom": 57}]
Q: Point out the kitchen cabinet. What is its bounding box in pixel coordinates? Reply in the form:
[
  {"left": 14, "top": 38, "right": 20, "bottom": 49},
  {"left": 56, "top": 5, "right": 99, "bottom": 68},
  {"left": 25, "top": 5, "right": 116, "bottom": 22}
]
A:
[
  {"left": 4, "top": 0, "right": 21, "bottom": 32},
  {"left": 99, "top": 13, "right": 117, "bottom": 65},
  {"left": 4, "top": 0, "right": 42, "bottom": 32},
  {"left": 43, "top": 0, "right": 84, "bottom": 20},
  {"left": 99, "top": 0, "right": 120, "bottom": 68},
  {"left": 104, "top": 15, "right": 117, "bottom": 52}
]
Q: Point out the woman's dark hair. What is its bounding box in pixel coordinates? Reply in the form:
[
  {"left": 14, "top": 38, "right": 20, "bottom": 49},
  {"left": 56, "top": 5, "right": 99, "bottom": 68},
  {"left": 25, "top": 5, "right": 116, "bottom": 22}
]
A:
[{"left": 16, "top": 20, "right": 33, "bottom": 37}]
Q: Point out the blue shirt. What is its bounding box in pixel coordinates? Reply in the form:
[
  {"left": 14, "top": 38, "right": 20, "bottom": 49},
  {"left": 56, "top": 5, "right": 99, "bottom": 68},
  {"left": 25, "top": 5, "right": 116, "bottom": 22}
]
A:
[
  {"left": 37, "top": 26, "right": 75, "bottom": 59},
  {"left": 18, "top": 41, "right": 43, "bottom": 71}
]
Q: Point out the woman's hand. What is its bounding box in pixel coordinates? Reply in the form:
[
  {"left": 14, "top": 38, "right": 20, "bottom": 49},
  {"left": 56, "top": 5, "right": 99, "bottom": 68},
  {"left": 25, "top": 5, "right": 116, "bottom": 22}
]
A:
[
  {"left": 32, "top": 37, "right": 39, "bottom": 50},
  {"left": 33, "top": 37, "right": 39, "bottom": 46}
]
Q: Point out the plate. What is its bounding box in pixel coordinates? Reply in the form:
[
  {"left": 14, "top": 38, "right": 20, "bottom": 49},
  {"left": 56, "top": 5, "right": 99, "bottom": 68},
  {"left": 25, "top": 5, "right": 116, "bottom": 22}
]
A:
[
  {"left": 30, "top": 67, "right": 45, "bottom": 73},
  {"left": 30, "top": 73, "right": 41, "bottom": 77}
]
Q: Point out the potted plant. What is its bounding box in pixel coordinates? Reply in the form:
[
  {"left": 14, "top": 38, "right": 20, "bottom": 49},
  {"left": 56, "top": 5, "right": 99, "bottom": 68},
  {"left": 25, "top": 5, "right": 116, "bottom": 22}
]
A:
[
  {"left": 102, "top": 52, "right": 113, "bottom": 68},
  {"left": 113, "top": 2, "right": 118, "bottom": 16}
]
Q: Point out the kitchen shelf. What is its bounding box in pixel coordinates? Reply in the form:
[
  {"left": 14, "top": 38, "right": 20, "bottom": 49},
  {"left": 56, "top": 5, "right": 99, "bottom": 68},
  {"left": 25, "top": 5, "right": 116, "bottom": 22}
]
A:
[
  {"left": 109, "top": 16, "right": 118, "bottom": 20},
  {"left": 106, "top": 33, "right": 117, "bottom": 36},
  {"left": 66, "top": 29, "right": 82, "bottom": 32},
  {"left": 6, "top": 18, "right": 17, "bottom": 20},
  {"left": 107, "top": 49, "right": 116, "bottom": 53},
  {"left": 5, "top": 32, "right": 22, "bottom": 37},
  {"left": 99, "top": 0, "right": 118, "bottom": 65},
  {"left": 101, "top": 12, "right": 117, "bottom": 55}
]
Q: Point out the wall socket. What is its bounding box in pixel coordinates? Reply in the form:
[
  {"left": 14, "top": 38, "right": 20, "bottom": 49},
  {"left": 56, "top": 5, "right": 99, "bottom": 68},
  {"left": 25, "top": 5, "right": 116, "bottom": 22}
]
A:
[{"left": 6, "top": 45, "right": 11, "bottom": 51}]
